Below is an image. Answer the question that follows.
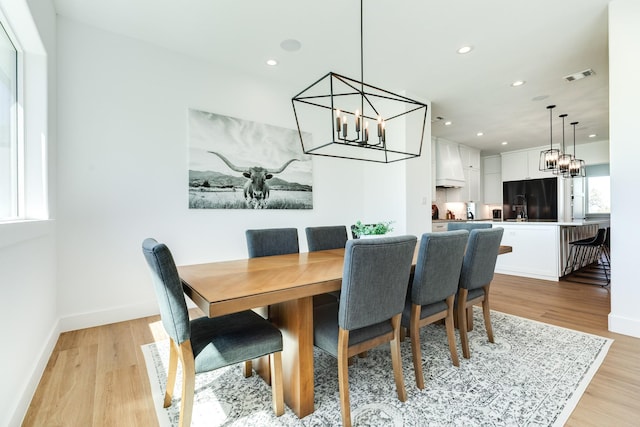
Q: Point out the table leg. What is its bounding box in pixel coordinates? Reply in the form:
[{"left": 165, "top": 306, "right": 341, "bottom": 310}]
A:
[{"left": 268, "top": 296, "right": 315, "bottom": 418}]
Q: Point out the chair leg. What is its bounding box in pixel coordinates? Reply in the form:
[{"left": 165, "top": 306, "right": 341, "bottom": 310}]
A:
[
  {"left": 164, "top": 339, "right": 179, "bottom": 408},
  {"left": 444, "top": 295, "right": 460, "bottom": 367},
  {"left": 466, "top": 306, "right": 474, "bottom": 331},
  {"left": 390, "top": 314, "right": 407, "bottom": 402},
  {"left": 243, "top": 360, "right": 253, "bottom": 378},
  {"left": 458, "top": 288, "right": 471, "bottom": 359},
  {"left": 178, "top": 341, "right": 196, "bottom": 427},
  {"left": 270, "top": 351, "right": 284, "bottom": 416},
  {"left": 337, "top": 328, "right": 352, "bottom": 427},
  {"left": 482, "top": 285, "right": 494, "bottom": 343},
  {"left": 409, "top": 304, "right": 425, "bottom": 389},
  {"left": 400, "top": 326, "right": 408, "bottom": 342}
]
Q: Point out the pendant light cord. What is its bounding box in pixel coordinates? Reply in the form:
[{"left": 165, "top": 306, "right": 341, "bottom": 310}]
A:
[
  {"left": 360, "top": 0, "right": 364, "bottom": 115},
  {"left": 547, "top": 105, "right": 555, "bottom": 149}
]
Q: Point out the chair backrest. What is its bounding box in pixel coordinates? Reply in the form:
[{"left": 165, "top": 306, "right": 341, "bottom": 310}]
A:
[
  {"left": 246, "top": 228, "right": 299, "bottom": 258},
  {"left": 459, "top": 227, "right": 504, "bottom": 291},
  {"left": 339, "top": 235, "right": 417, "bottom": 331},
  {"left": 411, "top": 230, "right": 469, "bottom": 306},
  {"left": 447, "top": 222, "right": 493, "bottom": 232},
  {"left": 305, "top": 225, "right": 348, "bottom": 251},
  {"left": 604, "top": 227, "right": 610, "bottom": 247},
  {"left": 142, "top": 238, "right": 190, "bottom": 345},
  {"left": 592, "top": 228, "right": 606, "bottom": 246}
]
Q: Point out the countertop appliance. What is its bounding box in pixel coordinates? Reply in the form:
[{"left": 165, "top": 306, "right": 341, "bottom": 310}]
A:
[
  {"left": 432, "top": 204, "right": 439, "bottom": 220},
  {"left": 493, "top": 209, "right": 502, "bottom": 220},
  {"left": 466, "top": 202, "right": 476, "bottom": 220}
]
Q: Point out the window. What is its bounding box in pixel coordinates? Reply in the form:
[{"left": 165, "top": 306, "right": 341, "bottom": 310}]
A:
[
  {"left": 0, "top": 21, "right": 17, "bottom": 220},
  {"left": 586, "top": 164, "right": 610, "bottom": 215}
]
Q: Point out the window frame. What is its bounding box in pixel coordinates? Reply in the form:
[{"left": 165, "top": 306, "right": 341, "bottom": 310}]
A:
[
  {"left": 0, "top": 18, "right": 19, "bottom": 221},
  {"left": 585, "top": 164, "right": 611, "bottom": 217}
]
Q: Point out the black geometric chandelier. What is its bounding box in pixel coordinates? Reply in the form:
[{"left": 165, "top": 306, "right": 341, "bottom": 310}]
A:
[{"left": 291, "top": 0, "right": 428, "bottom": 163}]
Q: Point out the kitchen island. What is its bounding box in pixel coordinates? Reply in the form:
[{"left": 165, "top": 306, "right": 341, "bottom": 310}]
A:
[{"left": 492, "top": 220, "right": 608, "bottom": 281}]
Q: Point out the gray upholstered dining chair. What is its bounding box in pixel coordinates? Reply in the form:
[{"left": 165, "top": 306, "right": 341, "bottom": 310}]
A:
[
  {"left": 246, "top": 227, "right": 299, "bottom": 258},
  {"left": 305, "top": 225, "right": 349, "bottom": 252},
  {"left": 447, "top": 222, "right": 492, "bottom": 232},
  {"left": 142, "top": 238, "right": 284, "bottom": 426},
  {"left": 400, "top": 230, "right": 468, "bottom": 389},
  {"left": 305, "top": 225, "right": 349, "bottom": 301},
  {"left": 456, "top": 227, "right": 504, "bottom": 359},
  {"left": 313, "top": 235, "right": 417, "bottom": 427}
]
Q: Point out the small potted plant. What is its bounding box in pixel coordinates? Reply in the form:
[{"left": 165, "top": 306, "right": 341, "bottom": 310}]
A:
[{"left": 352, "top": 220, "right": 394, "bottom": 238}]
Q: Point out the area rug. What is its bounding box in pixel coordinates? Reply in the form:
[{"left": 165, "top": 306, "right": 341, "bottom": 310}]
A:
[{"left": 142, "top": 309, "right": 612, "bottom": 426}]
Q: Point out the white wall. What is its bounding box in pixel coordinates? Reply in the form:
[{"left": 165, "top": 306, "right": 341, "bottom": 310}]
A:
[
  {"left": 608, "top": 0, "right": 640, "bottom": 337},
  {"left": 55, "top": 17, "right": 425, "bottom": 330},
  {"left": 0, "top": 0, "right": 57, "bottom": 425}
]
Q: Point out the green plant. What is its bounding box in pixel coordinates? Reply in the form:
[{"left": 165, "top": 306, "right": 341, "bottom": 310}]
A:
[{"left": 352, "top": 220, "right": 394, "bottom": 238}]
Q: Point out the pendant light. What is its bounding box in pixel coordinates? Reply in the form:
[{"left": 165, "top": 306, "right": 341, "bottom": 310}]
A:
[
  {"left": 554, "top": 113, "right": 573, "bottom": 176},
  {"left": 539, "top": 105, "right": 561, "bottom": 172},
  {"left": 291, "top": 0, "right": 428, "bottom": 163},
  {"left": 568, "top": 121, "right": 586, "bottom": 177}
]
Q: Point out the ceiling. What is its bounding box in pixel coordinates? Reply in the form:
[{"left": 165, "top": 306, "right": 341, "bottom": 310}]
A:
[{"left": 52, "top": 0, "right": 611, "bottom": 156}]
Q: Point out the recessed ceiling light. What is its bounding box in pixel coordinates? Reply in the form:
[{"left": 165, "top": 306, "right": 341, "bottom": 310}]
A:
[
  {"left": 589, "top": 134, "right": 597, "bottom": 138},
  {"left": 457, "top": 46, "right": 473, "bottom": 54},
  {"left": 266, "top": 59, "right": 278, "bottom": 66},
  {"left": 511, "top": 80, "right": 526, "bottom": 87},
  {"left": 280, "top": 39, "right": 302, "bottom": 52},
  {"left": 501, "top": 141, "right": 508, "bottom": 145},
  {"left": 444, "top": 121, "right": 452, "bottom": 126},
  {"left": 477, "top": 132, "right": 484, "bottom": 136}
]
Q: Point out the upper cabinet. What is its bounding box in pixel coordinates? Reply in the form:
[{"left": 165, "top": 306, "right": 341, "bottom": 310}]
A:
[
  {"left": 459, "top": 145, "right": 481, "bottom": 170},
  {"left": 501, "top": 148, "right": 549, "bottom": 181},
  {"left": 483, "top": 155, "right": 502, "bottom": 204}
]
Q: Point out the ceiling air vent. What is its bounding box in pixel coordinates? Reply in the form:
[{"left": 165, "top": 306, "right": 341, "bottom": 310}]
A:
[{"left": 563, "top": 68, "right": 595, "bottom": 82}]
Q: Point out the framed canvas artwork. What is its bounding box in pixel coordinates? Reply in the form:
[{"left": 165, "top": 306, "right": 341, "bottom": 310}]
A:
[{"left": 188, "top": 109, "right": 313, "bottom": 209}]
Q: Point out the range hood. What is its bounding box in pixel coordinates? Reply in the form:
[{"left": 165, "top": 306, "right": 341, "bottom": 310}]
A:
[{"left": 435, "top": 139, "right": 465, "bottom": 187}]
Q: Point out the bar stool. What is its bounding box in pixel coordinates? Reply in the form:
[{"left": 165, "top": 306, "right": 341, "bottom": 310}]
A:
[{"left": 563, "top": 228, "right": 607, "bottom": 280}]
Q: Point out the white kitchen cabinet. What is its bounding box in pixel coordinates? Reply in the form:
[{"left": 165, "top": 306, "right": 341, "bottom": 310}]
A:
[
  {"left": 432, "top": 223, "right": 448, "bottom": 232},
  {"left": 483, "top": 155, "right": 501, "bottom": 174},
  {"left": 483, "top": 155, "right": 502, "bottom": 204},
  {"left": 459, "top": 145, "right": 481, "bottom": 170},
  {"left": 501, "top": 149, "right": 548, "bottom": 182},
  {"left": 466, "top": 168, "right": 481, "bottom": 202},
  {"left": 484, "top": 172, "right": 502, "bottom": 204}
]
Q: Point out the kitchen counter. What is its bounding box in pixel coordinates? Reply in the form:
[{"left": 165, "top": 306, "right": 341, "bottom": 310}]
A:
[
  {"left": 432, "top": 219, "right": 493, "bottom": 223},
  {"left": 493, "top": 220, "right": 607, "bottom": 281},
  {"left": 496, "top": 219, "right": 607, "bottom": 226}
]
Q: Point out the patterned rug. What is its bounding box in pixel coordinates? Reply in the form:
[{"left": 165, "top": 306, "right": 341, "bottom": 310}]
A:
[{"left": 142, "top": 309, "right": 612, "bottom": 426}]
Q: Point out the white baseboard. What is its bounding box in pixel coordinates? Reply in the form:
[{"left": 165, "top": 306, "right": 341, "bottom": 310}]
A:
[
  {"left": 58, "top": 301, "right": 161, "bottom": 332},
  {"left": 494, "top": 269, "right": 559, "bottom": 282},
  {"left": 608, "top": 312, "right": 640, "bottom": 338},
  {"left": 10, "top": 319, "right": 60, "bottom": 427}
]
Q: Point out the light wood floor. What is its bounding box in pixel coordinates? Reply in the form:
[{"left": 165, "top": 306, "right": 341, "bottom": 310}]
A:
[{"left": 23, "top": 274, "right": 640, "bottom": 426}]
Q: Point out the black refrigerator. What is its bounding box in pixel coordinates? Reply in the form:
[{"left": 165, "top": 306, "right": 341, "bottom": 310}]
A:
[{"left": 502, "top": 177, "right": 557, "bottom": 221}]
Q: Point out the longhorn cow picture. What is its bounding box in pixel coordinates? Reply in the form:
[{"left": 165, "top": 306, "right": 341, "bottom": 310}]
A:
[{"left": 188, "top": 109, "right": 313, "bottom": 209}]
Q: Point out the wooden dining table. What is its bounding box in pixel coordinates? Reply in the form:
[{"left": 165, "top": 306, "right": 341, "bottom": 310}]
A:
[{"left": 177, "top": 244, "right": 512, "bottom": 418}]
